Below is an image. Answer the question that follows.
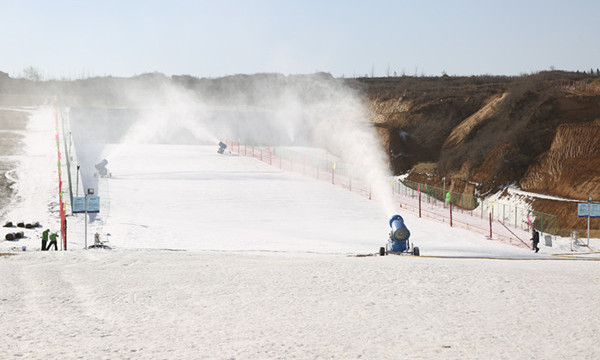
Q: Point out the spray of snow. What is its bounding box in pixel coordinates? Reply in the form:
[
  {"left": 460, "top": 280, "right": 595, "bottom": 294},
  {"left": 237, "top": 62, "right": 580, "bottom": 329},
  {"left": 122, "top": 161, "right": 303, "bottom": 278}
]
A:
[{"left": 70, "top": 74, "right": 394, "bottom": 215}]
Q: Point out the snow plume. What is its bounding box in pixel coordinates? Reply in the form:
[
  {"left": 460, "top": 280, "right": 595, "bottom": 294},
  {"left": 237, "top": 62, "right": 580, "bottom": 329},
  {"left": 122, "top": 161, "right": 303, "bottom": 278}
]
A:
[
  {"left": 273, "top": 77, "right": 395, "bottom": 215},
  {"left": 214, "top": 74, "right": 394, "bottom": 215},
  {"left": 103, "top": 80, "right": 218, "bottom": 160},
  {"left": 70, "top": 73, "right": 394, "bottom": 215}
]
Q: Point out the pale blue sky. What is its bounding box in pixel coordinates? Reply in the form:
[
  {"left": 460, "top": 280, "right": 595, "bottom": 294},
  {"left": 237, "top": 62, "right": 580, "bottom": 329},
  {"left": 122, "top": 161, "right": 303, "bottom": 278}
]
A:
[{"left": 1, "top": 0, "right": 599, "bottom": 79}]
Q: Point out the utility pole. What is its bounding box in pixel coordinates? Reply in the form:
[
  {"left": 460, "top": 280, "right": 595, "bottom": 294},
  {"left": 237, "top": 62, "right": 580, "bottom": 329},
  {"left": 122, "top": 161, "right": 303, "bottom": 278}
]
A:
[
  {"left": 84, "top": 188, "right": 94, "bottom": 249},
  {"left": 588, "top": 196, "right": 592, "bottom": 246}
]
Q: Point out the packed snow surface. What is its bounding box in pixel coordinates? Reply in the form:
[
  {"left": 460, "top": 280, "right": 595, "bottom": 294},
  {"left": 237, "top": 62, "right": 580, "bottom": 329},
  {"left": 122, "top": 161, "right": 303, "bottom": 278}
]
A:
[{"left": 1, "top": 108, "right": 600, "bottom": 359}]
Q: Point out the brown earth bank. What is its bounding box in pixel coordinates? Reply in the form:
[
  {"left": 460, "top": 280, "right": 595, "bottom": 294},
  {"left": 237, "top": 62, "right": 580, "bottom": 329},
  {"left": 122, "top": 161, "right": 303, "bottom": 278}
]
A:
[
  {"left": 355, "top": 72, "right": 600, "bottom": 235},
  {"left": 1, "top": 70, "right": 599, "bottom": 234}
]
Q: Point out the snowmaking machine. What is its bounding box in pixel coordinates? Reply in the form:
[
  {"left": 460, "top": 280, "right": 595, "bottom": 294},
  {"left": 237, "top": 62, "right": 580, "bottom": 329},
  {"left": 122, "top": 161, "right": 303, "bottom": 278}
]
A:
[
  {"left": 380, "top": 214, "right": 420, "bottom": 256},
  {"left": 217, "top": 141, "right": 227, "bottom": 154},
  {"left": 94, "top": 159, "right": 111, "bottom": 178}
]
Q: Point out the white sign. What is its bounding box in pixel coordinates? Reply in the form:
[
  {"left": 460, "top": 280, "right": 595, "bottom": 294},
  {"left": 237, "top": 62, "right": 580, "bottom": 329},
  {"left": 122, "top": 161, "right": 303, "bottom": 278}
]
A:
[{"left": 577, "top": 203, "right": 600, "bottom": 218}]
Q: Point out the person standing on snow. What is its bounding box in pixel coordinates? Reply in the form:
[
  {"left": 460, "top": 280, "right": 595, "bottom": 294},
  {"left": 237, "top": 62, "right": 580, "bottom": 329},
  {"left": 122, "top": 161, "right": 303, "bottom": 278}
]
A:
[
  {"left": 41, "top": 229, "right": 50, "bottom": 250},
  {"left": 531, "top": 229, "right": 540, "bottom": 253},
  {"left": 48, "top": 232, "right": 58, "bottom": 251}
]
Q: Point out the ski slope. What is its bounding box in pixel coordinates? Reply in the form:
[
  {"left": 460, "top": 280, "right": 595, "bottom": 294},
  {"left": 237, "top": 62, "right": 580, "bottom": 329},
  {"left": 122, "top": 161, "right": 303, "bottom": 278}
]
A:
[
  {"left": 2, "top": 108, "right": 600, "bottom": 359},
  {"left": 69, "top": 142, "right": 538, "bottom": 258}
]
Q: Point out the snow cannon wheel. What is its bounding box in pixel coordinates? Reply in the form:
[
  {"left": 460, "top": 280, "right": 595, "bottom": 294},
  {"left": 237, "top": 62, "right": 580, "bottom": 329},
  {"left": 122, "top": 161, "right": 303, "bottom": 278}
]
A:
[
  {"left": 5, "top": 233, "right": 15, "bottom": 241},
  {"left": 413, "top": 247, "right": 420, "bottom": 256},
  {"left": 3, "top": 221, "right": 13, "bottom": 227},
  {"left": 379, "top": 247, "right": 386, "bottom": 256}
]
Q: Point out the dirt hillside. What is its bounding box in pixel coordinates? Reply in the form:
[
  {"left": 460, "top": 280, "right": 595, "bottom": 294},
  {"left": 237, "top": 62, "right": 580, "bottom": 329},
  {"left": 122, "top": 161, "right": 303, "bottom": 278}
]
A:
[{"left": 354, "top": 72, "right": 600, "bottom": 234}]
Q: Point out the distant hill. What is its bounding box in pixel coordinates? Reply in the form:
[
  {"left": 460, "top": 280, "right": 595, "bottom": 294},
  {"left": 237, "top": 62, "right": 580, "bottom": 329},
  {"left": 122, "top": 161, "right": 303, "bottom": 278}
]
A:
[{"left": 1, "top": 70, "right": 599, "bottom": 235}]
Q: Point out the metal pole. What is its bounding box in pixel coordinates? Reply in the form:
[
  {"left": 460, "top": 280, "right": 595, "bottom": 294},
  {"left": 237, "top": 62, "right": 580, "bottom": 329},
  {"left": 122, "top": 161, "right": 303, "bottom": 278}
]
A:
[
  {"left": 84, "top": 194, "right": 88, "bottom": 249},
  {"left": 442, "top": 177, "right": 446, "bottom": 208},
  {"left": 419, "top": 191, "right": 422, "bottom": 218},
  {"left": 349, "top": 171, "right": 352, "bottom": 192},
  {"left": 588, "top": 197, "right": 592, "bottom": 246},
  {"left": 331, "top": 165, "right": 334, "bottom": 184},
  {"left": 76, "top": 165, "right": 80, "bottom": 198}
]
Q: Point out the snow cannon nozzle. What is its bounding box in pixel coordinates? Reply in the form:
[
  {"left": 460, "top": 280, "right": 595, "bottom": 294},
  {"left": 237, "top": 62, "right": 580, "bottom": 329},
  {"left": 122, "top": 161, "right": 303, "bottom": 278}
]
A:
[
  {"left": 380, "top": 215, "right": 419, "bottom": 256},
  {"left": 217, "top": 141, "right": 227, "bottom": 154},
  {"left": 389, "top": 214, "right": 410, "bottom": 242},
  {"left": 94, "top": 159, "right": 109, "bottom": 177}
]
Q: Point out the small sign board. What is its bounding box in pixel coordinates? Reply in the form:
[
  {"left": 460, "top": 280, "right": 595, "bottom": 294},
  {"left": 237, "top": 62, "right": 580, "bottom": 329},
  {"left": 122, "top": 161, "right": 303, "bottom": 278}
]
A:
[
  {"left": 577, "top": 203, "right": 600, "bottom": 218},
  {"left": 72, "top": 196, "right": 100, "bottom": 213}
]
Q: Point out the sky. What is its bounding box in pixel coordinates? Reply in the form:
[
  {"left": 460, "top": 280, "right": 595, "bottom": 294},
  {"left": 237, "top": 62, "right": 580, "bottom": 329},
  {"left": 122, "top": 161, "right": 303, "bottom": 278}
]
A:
[{"left": 1, "top": 0, "right": 599, "bottom": 79}]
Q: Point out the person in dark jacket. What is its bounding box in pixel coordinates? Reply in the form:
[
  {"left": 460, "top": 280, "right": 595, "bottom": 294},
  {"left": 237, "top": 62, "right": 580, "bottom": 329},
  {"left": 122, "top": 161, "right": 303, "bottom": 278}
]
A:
[{"left": 531, "top": 230, "right": 540, "bottom": 253}]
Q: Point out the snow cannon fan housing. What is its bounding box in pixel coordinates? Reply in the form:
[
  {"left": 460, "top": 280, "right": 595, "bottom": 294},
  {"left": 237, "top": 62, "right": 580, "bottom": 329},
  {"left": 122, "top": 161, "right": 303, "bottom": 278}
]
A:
[
  {"left": 389, "top": 215, "right": 410, "bottom": 252},
  {"left": 217, "top": 141, "right": 227, "bottom": 154},
  {"left": 94, "top": 159, "right": 109, "bottom": 177}
]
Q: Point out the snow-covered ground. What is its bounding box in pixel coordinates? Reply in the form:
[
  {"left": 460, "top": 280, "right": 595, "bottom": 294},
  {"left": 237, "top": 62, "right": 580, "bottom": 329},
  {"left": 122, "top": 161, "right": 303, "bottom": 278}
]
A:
[{"left": 1, "top": 108, "right": 600, "bottom": 359}]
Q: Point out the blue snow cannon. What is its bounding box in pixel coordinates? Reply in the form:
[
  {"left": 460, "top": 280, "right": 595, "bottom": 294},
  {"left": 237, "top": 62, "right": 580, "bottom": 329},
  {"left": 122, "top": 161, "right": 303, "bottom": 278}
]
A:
[
  {"left": 380, "top": 214, "right": 420, "bottom": 256},
  {"left": 217, "top": 141, "right": 227, "bottom": 154}
]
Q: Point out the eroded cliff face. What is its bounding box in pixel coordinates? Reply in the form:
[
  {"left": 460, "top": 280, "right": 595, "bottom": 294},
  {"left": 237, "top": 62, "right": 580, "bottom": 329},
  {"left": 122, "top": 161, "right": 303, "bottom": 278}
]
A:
[
  {"left": 519, "top": 121, "right": 600, "bottom": 199},
  {"left": 359, "top": 73, "right": 600, "bottom": 233}
]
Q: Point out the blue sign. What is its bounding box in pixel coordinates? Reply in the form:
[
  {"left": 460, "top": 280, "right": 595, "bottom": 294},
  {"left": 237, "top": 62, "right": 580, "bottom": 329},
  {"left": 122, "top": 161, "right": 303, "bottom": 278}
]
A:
[
  {"left": 72, "top": 197, "right": 85, "bottom": 213},
  {"left": 578, "top": 203, "right": 600, "bottom": 218},
  {"left": 72, "top": 196, "right": 100, "bottom": 213}
]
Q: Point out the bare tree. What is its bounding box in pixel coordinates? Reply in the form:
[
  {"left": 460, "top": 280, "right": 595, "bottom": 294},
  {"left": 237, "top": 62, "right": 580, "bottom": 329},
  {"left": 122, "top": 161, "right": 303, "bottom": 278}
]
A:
[{"left": 23, "top": 66, "right": 42, "bottom": 81}]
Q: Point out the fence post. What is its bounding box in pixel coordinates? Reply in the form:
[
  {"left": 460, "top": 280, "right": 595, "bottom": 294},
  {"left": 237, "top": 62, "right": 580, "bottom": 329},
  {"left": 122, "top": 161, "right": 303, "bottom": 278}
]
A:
[
  {"left": 450, "top": 203, "right": 453, "bottom": 227},
  {"left": 489, "top": 213, "right": 492, "bottom": 238},
  {"left": 349, "top": 172, "right": 352, "bottom": 192},
  {"left": 331, "top": 162, "right": 335, "bottom": 185},
  {"left": 419, "top": 190, "right": 422, "bottom": 218}
]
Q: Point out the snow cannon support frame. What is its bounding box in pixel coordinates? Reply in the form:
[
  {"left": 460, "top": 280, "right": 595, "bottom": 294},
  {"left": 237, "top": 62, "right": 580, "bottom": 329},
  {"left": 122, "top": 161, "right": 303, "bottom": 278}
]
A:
[{"left": 380, "top": 214, "right": 420, "bottom": 256}]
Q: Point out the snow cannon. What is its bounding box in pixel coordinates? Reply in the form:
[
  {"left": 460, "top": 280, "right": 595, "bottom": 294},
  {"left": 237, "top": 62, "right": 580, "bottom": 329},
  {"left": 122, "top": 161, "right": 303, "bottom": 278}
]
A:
[
  {"left": 380, "top": 214, "right": 420, "bottom": 256},
  {"left": 94, "top": 159, "right": 109, "bottom": 177},
  {"left": 217, "top": 141, "right": 227, "bottom": 154}
]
